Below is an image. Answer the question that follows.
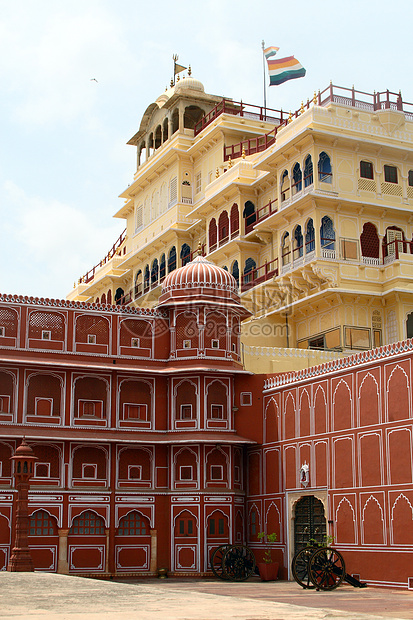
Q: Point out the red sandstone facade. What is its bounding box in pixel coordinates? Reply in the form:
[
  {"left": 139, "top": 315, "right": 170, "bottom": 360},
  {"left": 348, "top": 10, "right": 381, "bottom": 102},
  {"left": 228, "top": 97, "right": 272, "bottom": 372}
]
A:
[{"left": 0, "top": 257, "right": 413, "bottom": 587}]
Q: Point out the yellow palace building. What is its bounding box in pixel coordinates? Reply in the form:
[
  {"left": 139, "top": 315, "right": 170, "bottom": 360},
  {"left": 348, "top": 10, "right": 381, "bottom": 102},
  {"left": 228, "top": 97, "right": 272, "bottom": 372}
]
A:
[{"left": 68, "top": 71, "right": 413, "bottom": 373}]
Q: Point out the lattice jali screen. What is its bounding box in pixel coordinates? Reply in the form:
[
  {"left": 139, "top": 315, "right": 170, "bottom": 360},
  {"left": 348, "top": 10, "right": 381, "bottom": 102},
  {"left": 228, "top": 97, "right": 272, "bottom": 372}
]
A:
[
  {"left": 119, "top": 380, "right": 151, "bottom": 420},
  {"left": 33, "top": 444, "right": 60, "bottom": 477},
  {"left": 176, "top": 312, "right": 198, "bottom": 349},
  {"left": 358, "top": 178, "right": 377, "bottom": 192},
  {"left": 0, "top": 308, "right": 18, "bottom": 337},
  {"left": 72, "top": 447, "right": 106, "bottom": 479},
  {"left": 381, "top": 182, "right": 403, "bottom": 196},
  {"left": 27, "top": 374, "right": 61, "bottom": 415},
  {"left": 205, "top": 312, "right": 227, "bottom": 349},
  {"left": 117, "top": 511, "right": 148, "bottom": 536},
  {"left": 70, "top": 510, "right": 105, "bottom": 535},
  {"left": 120, "top": 319, "right": 152, "bottom": 349},
  {"left": 28, "top": 311, "right": 65, "bottom": 340},
  {"left": 75, "top": 315, "right": 109, "bottom": 344},
  {"left": 407, "top": 186, "right": 413, "bottom": 199},
  {"left": 207, "top": 381, "right": 228, "bottom": 419}
]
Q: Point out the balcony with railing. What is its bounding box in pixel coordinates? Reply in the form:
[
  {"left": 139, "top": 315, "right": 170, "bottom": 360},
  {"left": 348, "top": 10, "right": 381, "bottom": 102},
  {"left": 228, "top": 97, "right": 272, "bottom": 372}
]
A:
[
  {"left": 240, "top": 258, "right": 279, "bottom": 293},
  {"left": 244, "top": 198, "right": 278, "bottom": 234},
  {"left": 223, "top": 84, "right": 413, "bottom": 162},
  {"left": 78, "top": 229, "right": 127, "bottom": 286},
  {"left": 194, "top": 99, "right": 287, "bottom": 137}
]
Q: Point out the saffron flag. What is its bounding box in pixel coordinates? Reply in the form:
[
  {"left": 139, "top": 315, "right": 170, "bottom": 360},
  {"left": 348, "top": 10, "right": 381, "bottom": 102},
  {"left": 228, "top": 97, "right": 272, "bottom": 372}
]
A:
[
  {"left": 267, "top": 55, "right": 306, "bottom": 86},
  {"left": 263, "top": 46, "right": 279, "bottom": 59}
]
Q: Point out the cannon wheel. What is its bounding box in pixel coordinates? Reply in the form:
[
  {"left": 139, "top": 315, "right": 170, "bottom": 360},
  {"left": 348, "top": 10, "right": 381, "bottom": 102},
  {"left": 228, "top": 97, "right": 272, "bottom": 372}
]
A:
[
  {"left": 308, "top": 547, "right": 346, "bottom": 591},
  {"left": 291, "top": 547, "right": 316, "bottom": 589},
  {"left": 210, "top": 544, "right": 232, "bottom": 580},
  {"left": 222, "top": 545, "right": 256, "bottom": 582}
]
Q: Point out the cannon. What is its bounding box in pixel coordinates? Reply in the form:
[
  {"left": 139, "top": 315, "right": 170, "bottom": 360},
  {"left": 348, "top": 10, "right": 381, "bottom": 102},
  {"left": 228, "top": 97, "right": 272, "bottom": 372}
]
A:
[
  {"left": 291, "top": 545, "right": 367, "bottom": 591},
  {"left": 210, "top": 544, "right": 256, "bottom": 581}
]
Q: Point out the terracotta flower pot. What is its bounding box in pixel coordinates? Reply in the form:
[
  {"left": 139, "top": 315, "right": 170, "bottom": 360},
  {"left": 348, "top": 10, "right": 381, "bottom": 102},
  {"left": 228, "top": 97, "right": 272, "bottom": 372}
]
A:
[{"left": 258, "top": 562, "right": 279, "bottom": 581}]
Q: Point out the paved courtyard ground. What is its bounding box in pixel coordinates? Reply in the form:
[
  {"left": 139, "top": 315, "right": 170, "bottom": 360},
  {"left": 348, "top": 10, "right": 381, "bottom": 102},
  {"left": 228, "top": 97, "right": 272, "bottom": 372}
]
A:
[{"left": 1, "top": 573, "right": 413, "bottom": 619}]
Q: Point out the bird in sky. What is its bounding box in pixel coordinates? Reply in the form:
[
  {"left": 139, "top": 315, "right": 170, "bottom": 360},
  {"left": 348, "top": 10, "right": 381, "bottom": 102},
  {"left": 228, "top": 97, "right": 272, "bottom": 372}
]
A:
[{"left": 90, "top": 78, "right": 98, "bottom": 82}]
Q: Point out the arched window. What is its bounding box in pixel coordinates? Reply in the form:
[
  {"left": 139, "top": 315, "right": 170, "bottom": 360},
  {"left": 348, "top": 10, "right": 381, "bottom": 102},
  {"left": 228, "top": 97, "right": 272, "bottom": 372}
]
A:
[
  {"left": 318, "top": 152, "right": 332, "bottom": 183},
  {"left": 282, "top": 232, "right": 290, "bottom": 265},
  {"left": 134, "top": 270, "right": 142, "bottom": 298},
  {"left": 154, "top": 125, "right": 162, "bottom": 149},
  {"left": 305, "top": 219, "right": 315, "bottom": 253},
  {"left": 360, "top": 223, "right": 380, "bottom": 260},
  {"left": 281, "top": 170, "right": 290, "bottom": 202},
  {"left": 180, "top": 243, "right": 191, "bottom": 266},
  {"left": 70, "top": 510, "right": 105, "bottom": 535},
  {"left": 115, "top": 288, "right": 124, "bottom": 305},
  {"left": 138, "top": 142, "right": 146, "bottom": 166},
  {"left": 184, "top": 105, "right": 204, "bottom": 129},
  {"left": 151, "top": 259, "right": 159, "bottom": 284},
  {"left": 117, "top": 511, "right": 148, "bottom": 536},
  {"left": 292, "top": 162, "right": 302, "bottom": 194},
  {"left": 163, "top": 118, "right": 168, "bottom": 142},
  {"left": 293, "top": 226, "right": 303, "bottom": 259},
  {"left": 209, "top": 218, "right": 217, "bottom": 251},
  {"left": 230, "top": 203, "right": 239, "bottom": 238},
  {"left": 320, "top": 216, "right": 335, "bottom": 250},
  {"left": 218, "top": 211, "right": 229, "bottom": 245},
  {"left": 232, "top": 260, "right": 239, "bottom": 286},
  {"left": 148, "top": 132, "right": 154, "bottom": 158},
  {"left": 408, "top": 170, "right": 413, "bottom": 187},
  {"left": 144, "top": 265, "right": 150, "bottom": 291},
  {"left": 304, "top": 155, "right": 313, "bottom": 187},
  {"left": 160, "top": 254, "right": 166, "bottom": 280},
  {"left": 243, "top": 258, "right": 256, "bottom": 284},
  {"left": 168, "top": 246, "right": 177, "bottom": 272},
  {"left": 172, "top": 109, "right": 179, "bottom": 134},
  {"left": 29, "top": 510, "right": 57, "bottom": 536},
  {"left": 243, "top": 201, "right": 256, "bottom": 230}
]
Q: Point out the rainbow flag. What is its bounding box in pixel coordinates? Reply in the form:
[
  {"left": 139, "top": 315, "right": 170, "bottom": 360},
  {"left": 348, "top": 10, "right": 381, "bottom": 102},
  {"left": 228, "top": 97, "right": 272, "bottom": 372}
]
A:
[
  {"left": 267, "top": 55, "right": 306, "bottom": 86},
  {"left": 263, "top": 46, "right": 279, "bottom": 59}
]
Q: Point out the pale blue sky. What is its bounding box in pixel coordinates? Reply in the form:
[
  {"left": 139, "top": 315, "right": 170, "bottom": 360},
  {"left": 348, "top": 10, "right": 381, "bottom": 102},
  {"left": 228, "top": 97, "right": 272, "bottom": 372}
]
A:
[{"left": 1, "top": 0, "right": 412, "bottom": 298}]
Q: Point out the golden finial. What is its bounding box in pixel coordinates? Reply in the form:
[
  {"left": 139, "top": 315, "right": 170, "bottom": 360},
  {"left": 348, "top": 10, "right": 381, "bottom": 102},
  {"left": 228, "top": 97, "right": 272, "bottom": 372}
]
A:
[
  {"left": 313, "top": 91, "right": 317, "bottom": 105},
  {"left": 165, "top": 86, "right": 167, "bottom": 91},
  {"left": 197, "top": 240, "right": 202, "bottom": 256},
  {"left": 78, "top": 278, "right": 81, "bottom": 285},
  {"left": 288, "top": 111, "right": 293, "bottom": 124},
  {"left": 216, "top": 167, "right": 220, "bottom": 178},
  {"left": 242, "top": 145, "right": 246, "bottom": 159},
  {"left": 188, "top": 65, "right": 192, "bottom": 76},
  {"left": 176, "top": 73, "right": 180, "bottom": 82},
  {"left": 73, "top": 282, "right": 76, "bottom": 288},
  {"left": 228, "top": 156, "right": 233, "bottom": 168},
  {"left": 170, "top": 78, "right": 174, "bottom": 88},
  {"left": 300, "top": 101, "right": 305, "bottom": 114}
]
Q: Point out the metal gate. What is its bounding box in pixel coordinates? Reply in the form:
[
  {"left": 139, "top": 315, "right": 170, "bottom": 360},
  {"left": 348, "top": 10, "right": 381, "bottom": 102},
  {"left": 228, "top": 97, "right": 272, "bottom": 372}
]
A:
[{"left": 294, "top": 495, "right": 326, "bottom": 554}]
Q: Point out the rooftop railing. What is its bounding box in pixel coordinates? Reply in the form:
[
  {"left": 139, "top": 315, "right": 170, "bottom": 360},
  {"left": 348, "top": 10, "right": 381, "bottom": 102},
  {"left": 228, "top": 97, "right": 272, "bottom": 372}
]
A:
[
  {"left": 79, "top": 228, "right": 127, "bottom": 285},
  {"left": 194, "top": 99, "right": 287, "bottom": 136},
  {"left": 223, "top": 84, "right": 413, "bottom": 161}
]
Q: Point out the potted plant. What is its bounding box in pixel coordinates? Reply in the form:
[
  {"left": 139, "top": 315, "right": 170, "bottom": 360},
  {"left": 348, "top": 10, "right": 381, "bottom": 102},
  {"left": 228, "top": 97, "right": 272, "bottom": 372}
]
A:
[{"left": 257, "top": 532, "right": 279, "bottom": 581}]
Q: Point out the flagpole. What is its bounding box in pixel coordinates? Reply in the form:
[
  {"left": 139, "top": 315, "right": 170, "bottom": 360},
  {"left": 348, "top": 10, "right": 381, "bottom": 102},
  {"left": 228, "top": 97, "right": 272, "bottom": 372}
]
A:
[
  {"left": 262, "top": 40, "right": 267, "bottom": 118},
  {"left": 173, "top": 53, "right": 178, "bottom": 85}
]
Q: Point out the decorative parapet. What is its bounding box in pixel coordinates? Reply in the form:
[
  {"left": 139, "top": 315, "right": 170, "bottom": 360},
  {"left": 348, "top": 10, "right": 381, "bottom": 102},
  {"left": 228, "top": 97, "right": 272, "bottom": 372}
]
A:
[
  {"left": 0, "top": 293, "right": 167, "bottom": 317},
  {"left": 263, "top": 338, "right": 413, "bottom": 390}
]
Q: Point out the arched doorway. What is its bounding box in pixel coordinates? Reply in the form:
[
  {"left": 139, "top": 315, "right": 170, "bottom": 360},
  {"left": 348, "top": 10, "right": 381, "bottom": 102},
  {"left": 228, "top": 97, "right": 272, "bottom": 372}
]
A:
[{"left": 294, "top": 495, "right": 326, "bottom": 554}]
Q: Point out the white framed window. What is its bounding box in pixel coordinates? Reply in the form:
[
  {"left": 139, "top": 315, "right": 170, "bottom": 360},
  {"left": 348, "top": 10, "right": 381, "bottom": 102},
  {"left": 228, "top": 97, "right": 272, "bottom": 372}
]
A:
[
  {"left": 180, "top": 465, "right": 193, "bottom": 480},
  {"left": 195, "top": 172, "right": 202, "bottom": 194},
  {"left": 210, "top": 465, "right": 223, "bottom": 481},
  {"left": 41, "top": 330, "right": 51, "bottom": 340},
  {"left": 131, "top": 337, "right": 140, "bottom": 347},
  {"left": 211, "top": 404, "right": 223, "bottom": 419},
  {"left": 240, "top": 392, "right": 252, "bottom": 406},
  {"left": 35, "top": 397, "right": 53, "bottom": 416},
  {"left": 0, "top": 395, "right": 10, "bottom": 413},
  {"left": 234, "top": 465, "right": 241, "bottom": 482},
  {"left": 82, "top": 401, "right": 96, "bottom": 417},
  {"left": 0, "top": 326, "right": 5, "bottom": 337},
  {"left": 180, "top": 404, "right": 193, "bottom": 420},
  {"left": 211, "top": 339, "right": 219, "bottom": 349},
  {"left": 82, "top": 463, "right": 97, "bottom": 479},
  {"left": 128, "top": 465, "right": 142, "bottom": 480},
  {"left": 124, "top": 403, "right": 147, "bottom": 420},
  {"left": 87, "top": 334, "right": 96, "bottom": 344},
  {"left": 34, "top": 462, "right": 50, "bottom": 478},
  {"left": 0, "top": 462, "right": 2, "bottom": 477},
  {"left": 183, "top": 339, "right": 191, "bottom": 349}
]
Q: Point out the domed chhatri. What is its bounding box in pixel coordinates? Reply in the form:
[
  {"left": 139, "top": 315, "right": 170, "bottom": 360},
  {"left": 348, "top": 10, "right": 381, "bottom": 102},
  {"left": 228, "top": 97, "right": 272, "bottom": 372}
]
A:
[{"left": 159, "top": 255, "right": 240, "bottom": 306}]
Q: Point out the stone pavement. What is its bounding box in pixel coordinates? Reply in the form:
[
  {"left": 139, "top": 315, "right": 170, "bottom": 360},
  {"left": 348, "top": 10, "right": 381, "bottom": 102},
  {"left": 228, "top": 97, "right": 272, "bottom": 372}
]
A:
[{"left": 1, "top": 573, "right": 413, "bottom": 620}]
